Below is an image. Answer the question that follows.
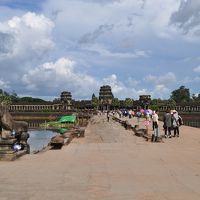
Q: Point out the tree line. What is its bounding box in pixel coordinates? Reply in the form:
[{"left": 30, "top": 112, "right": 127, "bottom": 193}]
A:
[
  {"left": 0, "top": 86, "right": 200, "bottom": 109},
  {"left": 0, "top": 89, "right": 46, "bottom": 106},
  {"left": 92, "top": 86, "right": 200, "bottom": 110}
]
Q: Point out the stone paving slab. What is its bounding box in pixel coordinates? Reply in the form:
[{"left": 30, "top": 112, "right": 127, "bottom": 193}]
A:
[{"left": 0, "top": 114, "right": 200, "bottom": 200}]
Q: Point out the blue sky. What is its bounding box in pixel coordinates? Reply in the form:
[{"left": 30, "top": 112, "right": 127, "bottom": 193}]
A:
[{"left": 0, "top": 0, "right": 200, "bottom": 100}]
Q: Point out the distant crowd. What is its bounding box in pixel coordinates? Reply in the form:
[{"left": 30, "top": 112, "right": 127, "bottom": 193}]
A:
[{"left": 100, "top": 108, "right": 183, "bottom": 142}]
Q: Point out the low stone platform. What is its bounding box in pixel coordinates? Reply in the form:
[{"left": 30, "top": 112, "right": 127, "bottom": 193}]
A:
[
  {"left": 50, "top": 127, "right": 86, "bottom": 149},
  {"left": 0, "top": 138, "right": 28, "bottom": 161}
]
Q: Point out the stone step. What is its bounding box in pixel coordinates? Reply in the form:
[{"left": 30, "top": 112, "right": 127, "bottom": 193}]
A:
[{"left": 0, "top": 150, "right": 27, "bottom": 161}]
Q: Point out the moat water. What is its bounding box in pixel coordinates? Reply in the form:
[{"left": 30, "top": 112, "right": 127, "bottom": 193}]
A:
[{"left": 28, "top": 129, "right": 57, "bottom": 153}]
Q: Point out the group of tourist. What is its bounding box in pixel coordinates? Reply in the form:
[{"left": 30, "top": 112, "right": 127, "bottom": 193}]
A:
[
  {"left": 162, "top": 109, "right": 183, "bottom": 138},
  {"left": 107, "top": 108, "right": 183, "bottom": 142},
  {"left": 144, "top": 109, "right": 183, "bottom": 142}
]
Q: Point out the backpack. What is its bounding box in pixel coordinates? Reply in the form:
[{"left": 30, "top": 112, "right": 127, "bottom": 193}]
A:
[{"left": 178, "top": 115, "right": 183, "bottom": 126}]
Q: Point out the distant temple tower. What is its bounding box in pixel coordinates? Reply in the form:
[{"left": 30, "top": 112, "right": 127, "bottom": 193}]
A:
[
  {"left": 60, "top": 91, "right": 73, "bottom": 111},
  {"left": 99, "top": 85, "right": 114, "bottom": 111},
  {"left": 139, "top": 95, "right": 151, "bottom": 109}
]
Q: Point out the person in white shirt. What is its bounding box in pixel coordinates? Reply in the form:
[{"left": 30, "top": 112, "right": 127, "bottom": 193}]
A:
[{"left": 151, "top": 110, "right": 159, "bottom": 142}]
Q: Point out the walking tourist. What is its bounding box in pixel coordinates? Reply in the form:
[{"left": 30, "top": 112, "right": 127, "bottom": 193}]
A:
[
  {"left": 163, "top": 109, "right": 172, "bottom": 138},
  {"left": 151, "top": 110, "right": 159, "bottom": 142},
  {"left": 151, "top": 110, "right": 156, "bottom": 130},
  {"left": 172, "top": 111, "right": 183, "bottom": 137},
  {"left": 107, "top": 111, "right": 110, "bottom": 122},
  {"left": 144, "top": 116, "right": 150, "bottom": 136},
  {"left": 172, "top": 111, "right": 179, "bottom": 137}
]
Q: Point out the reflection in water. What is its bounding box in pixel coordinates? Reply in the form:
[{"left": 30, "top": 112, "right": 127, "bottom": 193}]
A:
[{"left": 28, "top": 130, "right": 57, "bottom": 153}]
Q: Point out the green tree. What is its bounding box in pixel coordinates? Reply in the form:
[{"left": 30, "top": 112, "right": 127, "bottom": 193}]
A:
[
  {"left": 10, "top": 91, "right": 19, "bottom": 103},
  {"left": 170, "top": 86, "right": 190, "bottom": 103},
  {"left": 149, "top": 99, "right": 159, "bottom": 111},
  {"left": 166, "top": 99, "right": 176, "bottom": 110},
  {"left": 124, "top": 98, "right": 133, "bottom": 108},
  {"left": 0, "top": 94, "right": 12, "bottom": 106},
  {"left": 19, "top": 97, "right": 46, "bottom": 103},
  {"left": 91, "top": 93, "right": 99, "bottom": 109},
  {"left": 192, "top": 93, "right": 200, "bottom": 102},
  {"left": 111, "top": 98, "right": 120, "bottom": 109}
]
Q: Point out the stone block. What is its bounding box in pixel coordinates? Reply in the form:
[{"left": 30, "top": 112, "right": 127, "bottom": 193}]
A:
[
  {"left": 1, "top": 130, "right": 12, "bottom": 139},
  {"left": 0, "top": 150, "right": 27, "bottom": 161}
]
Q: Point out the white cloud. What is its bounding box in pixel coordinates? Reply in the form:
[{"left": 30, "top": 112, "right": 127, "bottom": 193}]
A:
[
  {"left": 103, "top": 74, "right": 125, "bottom": 94},
  {"left": 194, "top": 65, "right": 200, "bottom": 73},
  {"left": 0, "top": 12, "right": 55, "bottom": 84},
  {"left": 44, "top": 0, "right": 181, "bottom": 49},
  {"left": 194, "top": 76, "right": 200, "bottom": 82},
  {"left": 102, "top": 74, "right": 150, "bottom": 99},
  {"left": 182, "top": 76, "right": 193, "bottom": 84},
  {"left": 0, "top": 5, "right": 25, "bottom": 22},
  {"left": 144, "top": 72, "right": 176, "bottom": 86},
  {"left": 0, "top": 79, "right": 9, "bottom": 90},
  {"left": 81, "top": 44, "right": 148, "bottom": 58},
  {"left": 22, "top": 57, "right": 100, "bottom": 98},
  {"left": 0, "top": 0, "right": 199, "bottom": 100},
  {"left": 127, "top": 77, "right": 140, "bottom": 87},
  {"left": 170, "top": 0, "right": 200, "bottom": 41},
  {"left": 155, "top": 84, "right": 170, "bottom": 94},
  {"left": 143, "top": 73, "right": 177, "bottom": 99},
  {"left": 22, "top": 64, "right": 151, "bottom": 100},
  {"left": 137, "top": 88, "right": 148, "bottom": 96},
  {"left": 151, "top": 84, "right": 171, "bottom": 99},
  {"left": 0, "top": 12, "right": 54, "bottom": 58}
]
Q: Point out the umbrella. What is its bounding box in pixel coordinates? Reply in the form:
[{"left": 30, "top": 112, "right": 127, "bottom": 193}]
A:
[
  {"left": 140, "top": 109, "right": 144, "bottom": 113},
  {"left": 147, "top": 109, "right": 153, "bottom": 115}
]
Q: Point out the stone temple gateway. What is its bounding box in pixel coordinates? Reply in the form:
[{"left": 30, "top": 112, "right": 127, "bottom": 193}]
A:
[{"left": 99, "top": 85, "right": 114, "bottom": 111}]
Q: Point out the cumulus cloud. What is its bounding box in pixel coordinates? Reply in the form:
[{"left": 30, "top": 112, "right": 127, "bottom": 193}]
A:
[
  {"left": 0, "top": 12, "right": 54, "bottom": 79},
  {"left": 194, "top": 65, "right": 200, "bottom": 73},
  {"left": 21, "top": 61, "right": 153, "bottom": 100},
  {"left": 103, "top": 74, "right": 125, "bottom": 94},
  {"left": 22, "top": 57, "right": 100, "bottom": 98},
  {"left": 102, "top": 74, "right": 149, "bottom": 99},
  {"left": 170, "top": 0, "right": 200, "bottom": 37},
  {"left": 0, "top": 0, "right": 199, "bottom": 99},
  {"left": 0, "top": 32, "right": 14, "bottom": 54},
  {"left": 0, "top": 12, "right": 54, "bottom": 57},
  {"left": 45, "top": 0, "right": 179, "bottom": 47},
  {"left": 144, "top": 72, "right": 176, "bottom": 86},
  {"left": 154, "top": 84, "right": 170, "bottom": 96},
  {"left": 143, "top": 72, "right": 177, "bottom": 98},
  {"left": 0, "top": 79, "right": 10, "bottom": 90},
  {"left": 127, "top": 77, "right": 140, "bottom": 87},
  {"left": 0, "top": 11, "right": 56, "bottom": 96}
]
